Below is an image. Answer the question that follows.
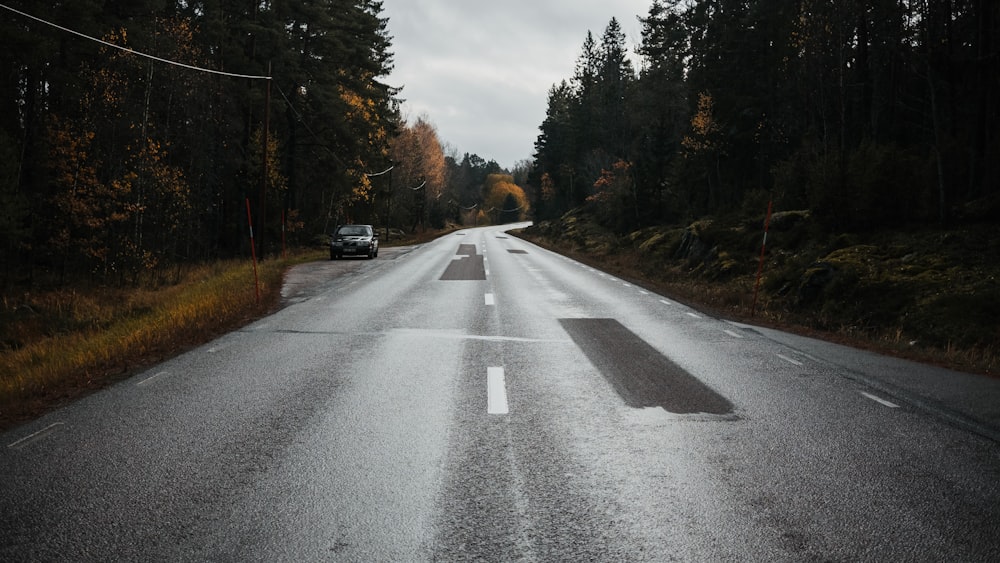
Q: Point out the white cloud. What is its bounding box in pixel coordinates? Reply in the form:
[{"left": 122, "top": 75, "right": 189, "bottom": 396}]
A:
[{"left": 382, "top": 0, "right": 652, "bottom": 170}]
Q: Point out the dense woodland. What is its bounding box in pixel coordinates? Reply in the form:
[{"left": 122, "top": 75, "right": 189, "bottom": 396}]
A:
[
  {"left": 2, "top": 1, "right": 997, "bottom": 290},
  {"left": 531, "top": 0, "right": 999, "bottom": 234},
  {"left": 0, "top": 0, "right": 519, "bottom": 288}
]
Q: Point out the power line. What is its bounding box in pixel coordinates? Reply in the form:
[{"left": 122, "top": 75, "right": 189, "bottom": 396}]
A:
[
  {"left": 275, "top": 84, "right": 346, "bottom": 168},
  {"left": 0, "top": 3, "right": 270, "bottom": 80},
  {"left": 451, "top": 200, "right": 478, "bottom": 211},
  {"left": 5, "top": 4, "right": 399, "bottom": 183},
  {"left": 365, "top": 166, "right": 394, "bottom": 177}
]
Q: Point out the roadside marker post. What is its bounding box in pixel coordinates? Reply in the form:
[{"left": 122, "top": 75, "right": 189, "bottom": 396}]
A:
[
  {"left": 751, "top": 200, "right": 772, "bottom": 317},
  {"left": 281, "top": 209, "right": 287, "bottom": 259},
  {"left": 246, "top": 198, "right": 261, "bottom": 304}
]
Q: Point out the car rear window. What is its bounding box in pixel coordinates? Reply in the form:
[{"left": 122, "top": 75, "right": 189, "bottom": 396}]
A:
[{"left": 338, "top": 226, "right": 370, "bottom": 236}]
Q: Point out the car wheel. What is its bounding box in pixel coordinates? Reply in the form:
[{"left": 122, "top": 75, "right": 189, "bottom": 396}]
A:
[{"left": 330, "top": 250, "right": 335, "bottom": 260}]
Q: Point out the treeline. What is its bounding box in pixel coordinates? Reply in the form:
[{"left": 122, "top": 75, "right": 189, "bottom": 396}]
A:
[
  {"left": 1, "top": 0, "right": 399, "bottom": 287},
  {"left": 530, "top": 0, "right": 1000, "bottom": 233},
  {"left": 384, "top": 120, "right": 530, "bottom": 235}
]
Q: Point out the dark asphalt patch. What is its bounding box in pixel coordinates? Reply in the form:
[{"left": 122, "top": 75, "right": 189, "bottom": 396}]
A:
[
  {"left": 507, "top": 249, "right": 528, "bottom": 254},
  {"left": 440, "top": 244, "right": 486, "bottom": 280},
  {"left": 559, "top": 318, "right": 733, "bottom": 414}
]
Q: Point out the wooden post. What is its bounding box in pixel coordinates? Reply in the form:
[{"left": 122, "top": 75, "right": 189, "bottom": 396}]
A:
[
  {"left": 751, "top": 200, "right": 773, "bottom": 317},
  {"left": 246, "top": 198, "right": 261, "bottom": 304},
  {"left": 259, "top": 62, "right": 271, "bottom": 258}
]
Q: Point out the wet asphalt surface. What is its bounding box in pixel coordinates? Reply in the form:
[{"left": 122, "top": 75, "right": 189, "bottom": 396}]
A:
[{"left": 2, "top": 224, "right": 999, "bottom": 561}]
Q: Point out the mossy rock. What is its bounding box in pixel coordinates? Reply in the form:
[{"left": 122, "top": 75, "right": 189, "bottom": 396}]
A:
[
  {"left": 639, "top": 232, "right": 665, "bottom": 252},
  {"left": 824, "top": 245, "right": 880, "bottom": 267},
  {"left": 769, "top": 210, "right": 811, "bottom": 231},
  {"left": 590, "top": 241, "right": 616, "bottom": 255},
  {"left": 624, "top": 228, "right": 687, "bottom": 265},
  {"left": 628, "top": 227, "right": 659, "bottom": 244},
  {"left": 708, "top": 250, "right": 743, "bottom": 281},
  {"left": 796, "top": 261, "right": 838, "bottom": 303}
]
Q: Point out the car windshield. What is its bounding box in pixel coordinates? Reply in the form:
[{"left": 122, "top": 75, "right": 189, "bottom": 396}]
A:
[{"left": 337, "top": 226, "right": 370, "bottom": 236}]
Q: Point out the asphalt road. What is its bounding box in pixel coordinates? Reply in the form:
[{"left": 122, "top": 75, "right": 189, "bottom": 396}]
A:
[{"left": 2, "top": 224, "right": 999, "bottom": 561}]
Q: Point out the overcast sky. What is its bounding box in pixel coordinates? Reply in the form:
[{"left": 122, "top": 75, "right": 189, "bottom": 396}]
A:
[{"left": 381, "top": 1, "right": 653, "bottom": 170}]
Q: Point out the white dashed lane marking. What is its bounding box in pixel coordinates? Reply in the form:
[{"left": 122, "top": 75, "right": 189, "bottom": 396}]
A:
[
  {"left": 777, "top": 354, "right": 803, "bottom": 366},
  {"left": 487, "top": 367, "right": 509, "bottom": 414},
  {"left": 861, "top": 391, "right": 900, "bottom": 408}
]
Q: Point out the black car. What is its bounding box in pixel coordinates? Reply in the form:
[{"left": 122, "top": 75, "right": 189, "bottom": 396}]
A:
[{"left": 330, "top": 224, "right": 379, "bottom": 259}]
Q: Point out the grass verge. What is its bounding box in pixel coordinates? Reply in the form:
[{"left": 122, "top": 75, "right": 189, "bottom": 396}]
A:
[
  {"left": 0, "top": 250, "right": 325, "bottom": 429},
  {"left": 516, "top": 223, "right": 998, "bottom": 377}
]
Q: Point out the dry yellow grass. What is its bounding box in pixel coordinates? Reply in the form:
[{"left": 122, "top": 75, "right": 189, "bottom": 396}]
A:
[{"left": 0, "top": 251, "right": 324, "bottom": 427}]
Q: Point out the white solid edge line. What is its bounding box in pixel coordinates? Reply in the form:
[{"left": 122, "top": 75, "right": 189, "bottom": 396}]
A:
[
  {"left": 487, "top": 367, "right": 509, "bottom": 414},
  {"left": 136, "top": 371, "right": 170, "bottom": 386},
  {"left": 8, "top": 422, "right": 64, "bottom": 449},
  {"left": 860, "top": 391, "right": 900, "bottom": 408},
  {"left": 723, "top": 329, "right": 744, "bottom": 338}
]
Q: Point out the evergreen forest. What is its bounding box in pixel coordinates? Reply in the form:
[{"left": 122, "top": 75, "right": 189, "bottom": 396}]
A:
[
  {"left": 530, "top": 0, "right": 999, "bottom": 234},
  {"left": 0, "top": 0, "right": 512, "bottom": 288},
  {"left": 1, "top": 0, "right": 998, "bottom": 293}
]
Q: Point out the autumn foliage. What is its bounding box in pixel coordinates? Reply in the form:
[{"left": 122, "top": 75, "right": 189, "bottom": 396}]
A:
[
  {"left": 484, "top": 174, "right": 530, "bottom": 224},
  {"left": 0, "top": 2, "right": 396, "bottom": 288}
]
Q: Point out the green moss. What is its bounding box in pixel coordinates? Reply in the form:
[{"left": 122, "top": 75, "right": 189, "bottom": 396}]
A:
[
  {"left": 521, "top": 210, "right": 999, "bottom": 370},
  {"left": 905, "top": 289, "right": 1000, "bottom": 348},
  {"left": 637, "top": 231, "right": 668, "bottom": 253}
]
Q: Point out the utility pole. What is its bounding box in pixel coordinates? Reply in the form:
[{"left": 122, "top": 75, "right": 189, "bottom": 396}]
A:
[
  {"left": 259, "top": 62, "right": 271, "bottom": 258},
  {"left": 384, "top": 163, "right": 393, "bottom": 242}
]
